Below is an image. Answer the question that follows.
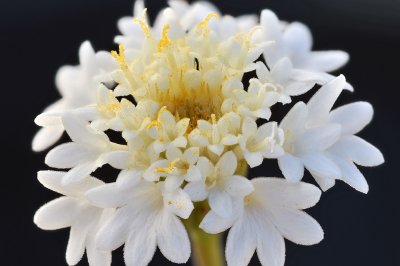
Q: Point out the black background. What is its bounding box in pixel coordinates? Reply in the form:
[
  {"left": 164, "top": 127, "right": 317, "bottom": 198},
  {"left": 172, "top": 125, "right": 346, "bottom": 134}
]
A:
[{"left": 1, "top": 0, "right": 398, "bottom": 265}]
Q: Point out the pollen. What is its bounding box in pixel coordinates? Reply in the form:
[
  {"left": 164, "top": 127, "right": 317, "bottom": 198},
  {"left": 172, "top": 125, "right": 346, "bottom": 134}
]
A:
[
  {"left": 155, "top": 158, "right": 180, "bottom": 174},
  {"left": 158, "top": 24, "right": 172, "bottom": 52},
  {"left": 132, "top": 9, "right": 150, "bottom": 38},
  {"left": 195, "top": 12, "right": 219, "bottom": 35},
  {"left": 111, "top": 44, "right": 129, "bottom": 72}
]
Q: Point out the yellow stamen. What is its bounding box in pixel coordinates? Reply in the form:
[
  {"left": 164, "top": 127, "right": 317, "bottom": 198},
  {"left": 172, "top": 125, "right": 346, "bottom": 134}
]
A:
[
  {"left": 133, "top": 10, "right": 150, "bottom": 39},
  {"left": 158, "top": 24, "right": 172, "bottom": 52},
  {"left": 98, "top": 102, "right": 121, "bottom": 114},
  {"left": 146, "top": 120, "right": 161, "bottom": 129},
  {"left": 155, "top": 158, "right": 180, "bottom": 173},
  {"left": 111, "top": 44, "right": 129, "bottom": 72},
  {"left": 211, "top": 113, "right": 217, "bottom": 124},
  {"left": 195, "top": 12, "right": 219, "bottom": 35}
]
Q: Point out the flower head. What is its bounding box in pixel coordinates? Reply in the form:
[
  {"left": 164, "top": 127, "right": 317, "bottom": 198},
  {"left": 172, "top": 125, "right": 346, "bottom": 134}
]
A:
[{"left": 33, "top": 1, "right": 383, "bottom": 266}]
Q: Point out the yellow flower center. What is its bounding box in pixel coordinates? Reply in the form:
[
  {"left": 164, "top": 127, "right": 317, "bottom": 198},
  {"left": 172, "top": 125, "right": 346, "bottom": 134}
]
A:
[{"left": 112, "top": 13, "right": 255, "bottom": 131}]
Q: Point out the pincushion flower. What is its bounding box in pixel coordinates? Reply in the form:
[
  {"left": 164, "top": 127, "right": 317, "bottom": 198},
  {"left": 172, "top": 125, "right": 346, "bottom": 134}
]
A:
[{"left": 33, "top": 1, "right": 384, "bottom": 266}]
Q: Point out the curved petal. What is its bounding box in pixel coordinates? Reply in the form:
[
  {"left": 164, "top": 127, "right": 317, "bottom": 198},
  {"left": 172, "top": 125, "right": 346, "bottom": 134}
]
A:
[
  {"left": 183, "top": 180, "right": 208, "bottom": 202},
  {"left": 330, "top": 135, "right": 384, "bottom": 167},
  {"left": 86, "top": 183, "right": 126, "bottom": 208},
  {"left": 226, "top": 215, "right": 257, "bottom": 266},
  {"left": 329, "top": 102, "right": 373, "bottom": 135},
  {"left": 272, "top": 209, "right": 324, "bottom": 246},
  {"left": 32, "top": 125, "right": 64, "bottom": 152},
  {"left": 34, "top": 197, "right": 79, "bottom": 230},
  {"left": 252, "top": 178, "right": 321, "bottom": 210},
  {"left": 278, "top": 154, "right": 304, "bottom": 182},
  {"left": 124, "top": 226, "right": 157, "bottom": 266},
  {"left": 306, "top": 75, "right": 345, "bottom": 126},
  {"left": 200, "top": 210, "right": 234, "bottom": 234},
  {"left": 302, "top": 153, "right": 340, "bottom": 179},
  {"left": 45, "top": 142, "right": 94, "bottom": 168},
  {"left": 209, "top": 190, "right": 233, "bottom": 218},
  {"left": 307, "top": 51, "right": 349, "bottom": 72},
  {"left": 157, "top": 214, "right": 191, "bottom": 263},
  {"left": 216, "top": 151, "right": 237, "bottom": 177},
  {"left": 256, "top": 216, "right": 285, "bottom": 266}
]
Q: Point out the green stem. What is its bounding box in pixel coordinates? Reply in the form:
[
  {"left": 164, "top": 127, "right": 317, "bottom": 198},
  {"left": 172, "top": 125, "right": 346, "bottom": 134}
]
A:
[
  {"left": 184, "top": 202, "right": 225, "bottom": 266},
  {"left": 183, "top": 160, "right": 248, "bottom": 266}
]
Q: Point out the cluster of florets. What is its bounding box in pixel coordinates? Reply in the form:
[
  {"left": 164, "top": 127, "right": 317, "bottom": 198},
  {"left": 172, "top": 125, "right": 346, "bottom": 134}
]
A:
[{"left": 33, "top": 1, "right": 383, "bottom": 266}]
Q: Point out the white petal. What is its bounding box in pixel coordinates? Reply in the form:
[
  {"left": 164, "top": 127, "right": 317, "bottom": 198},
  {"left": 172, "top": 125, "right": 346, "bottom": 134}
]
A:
[
  {"left": 185, "top": 165, "right": 202, "bottom": 182},
  {"left": 105, "top": 151, "right": 130, "bottom": 169},
  {"left": 280, "top": 102, "right": 308, "bottom": 132},
  {"left": 157, "top": 213, "right": 191, "bottom": 263},
  {"left": 271, "top": 57, "right": 293, "bottom": 83},
  {"left": 66, "top": 217, "right": 93, "bottom": 266},
  {"left": 296, "top": 124, "right": 341, "bottom": 153},
  {"left": 273, "top": 209, "right": 324, "bottom": 245},
  {"left": 283, "top": 22, "right": 312, "bottom": 57},
  {"left": 256, "top": 217, "right": 285, "bottom": 266},
  {"left": 37, "top": 170, "right": 103, "bottom": 197},
  {"left": 242, "top": 117, "right": 257, "bottom": 137},
  {"left": 307, "top": 51, "right": 349, "bottom": 72},
  {"left": 209, "top": 190, "right": 232, "bottom": 218},
  {"left": 117, "top": 169, "right": 142, "bottom": 191},
  {"left": 216, "top": 151, "right": 237, "bottom": 177},
  {"left": 166, "top": 146, "right": 182, "bottom": 160},
  {"left": 62, "top": 162, "right": 97, "bottom": 185},
  {"left": 86, "top": 233, "right": 112, "bottom": 266},
  {"left": 165, "top": 176, "right": 184, "bottom": 191},
  {"left": 225, "top": 175, "right": 254, "bottom": 198},
  {"left": 45, "top": 143, "right": 94, "bottom": 168},
  {"left": 163, "top": 189, "right": 194, "bottom": 219},
  {"left": 183, "top": 147, "right": 200, "bottom": 165},
  {"left": 124, "top": 227, "right": 157, "bottom": 266},
  {"left": 183, "top": 180, "right": 208, "bottom": 202},
  {"left": 329, "top": 102, "right": 373, "bottom": 135},
  {"left": 226, "top": 216, "right": 257, "bottom": 266},
  {"left": 199, "top": 210, "right": 234, "bottom": 234},
  {"left": 302, "top": 153, "right": 340, "bottom": 179},
  {"left": 306, "top": 75, "right": 345, "bottom": 126},
  {"left": 330, "top": 135, "right": 384, "bottom": 166},
  {"left": 62, "top": 114, "right": 108, "bottom": 147},
  {"left": 312, "top": 174, "right": 336, "bottom": 192},
  {"left": 96, "top": 206, "right": 134, "bottom": 251},
  {"left": 244, "top": 151, "right": 264, "bottom": 168},
  {"left": 34, "top": 111, "right": 63, "bottom": 127},
  {"left": 32, "top": 126, "right": 64, "bottom": 152},
  {"left": 34, "top": 197, "right": 79, "bottom": 230},
  {"left": 86, "top": 183, "right": 126, "bottom": 208},
  {"left": 278, "top": 154, "right": 304, "bottom": 182},
  {"left": 197, "top": 157, "right": 214, "bottom": 178},
  {"left": 252, "top": 178, "right": 321, "bottom": 210},
  {"left": 330, "top": 155, "right": 369, "bottom": 193}
]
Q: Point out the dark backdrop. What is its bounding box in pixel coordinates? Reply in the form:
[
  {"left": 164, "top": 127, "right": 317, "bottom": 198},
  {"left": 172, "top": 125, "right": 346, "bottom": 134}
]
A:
[{"left": 1, "top": 0, "right": 398, "bottom": 265}]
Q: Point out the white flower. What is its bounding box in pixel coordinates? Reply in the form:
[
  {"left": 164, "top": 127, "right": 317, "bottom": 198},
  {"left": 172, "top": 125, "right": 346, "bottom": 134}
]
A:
[
  {"left": 200, "top": 177, "right": 323, "bottom": 266},
  {"left": 277, "top": 75, "right": 384, "bottom": 191},
  {"left": 256, "top": 58, "right": 323, "bottom": 104},
  {"left": 33, "top": 41, "right": 117, "bottom": 151},
  {"left": 239, "top": 118, "right": 284, "bottom": 168},
  {"left": 86, "top": 181, "right": 193, "bottom": 266},
  {"left": 33, "top": 1, "right": 384, "bottom": 266},
  {"left": 116, "top": 0, "right": 257, "bottom": 49},
  {"left": 257, "top": 9, "right": 352, "bottom": 90},
  {"left": 146, "top": 107, "right": 190, "bottom": 154},
  {"left": 222, "top": 78, "right": 279, "bottom": 120},
  {"left": 184, "top": 151, "right": 254, "bottom": 218},
  {"left": 45, "top": 114, "right": 125, "bottom": 184},
  {"left": 34, "top": 171, "right": 113, "bottom": 266}
]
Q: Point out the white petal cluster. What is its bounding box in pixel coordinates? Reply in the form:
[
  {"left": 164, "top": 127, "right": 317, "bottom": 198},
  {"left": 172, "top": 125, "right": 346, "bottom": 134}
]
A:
[{"left": 33, "top": 1, "right": 383, "bottom": 266}]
